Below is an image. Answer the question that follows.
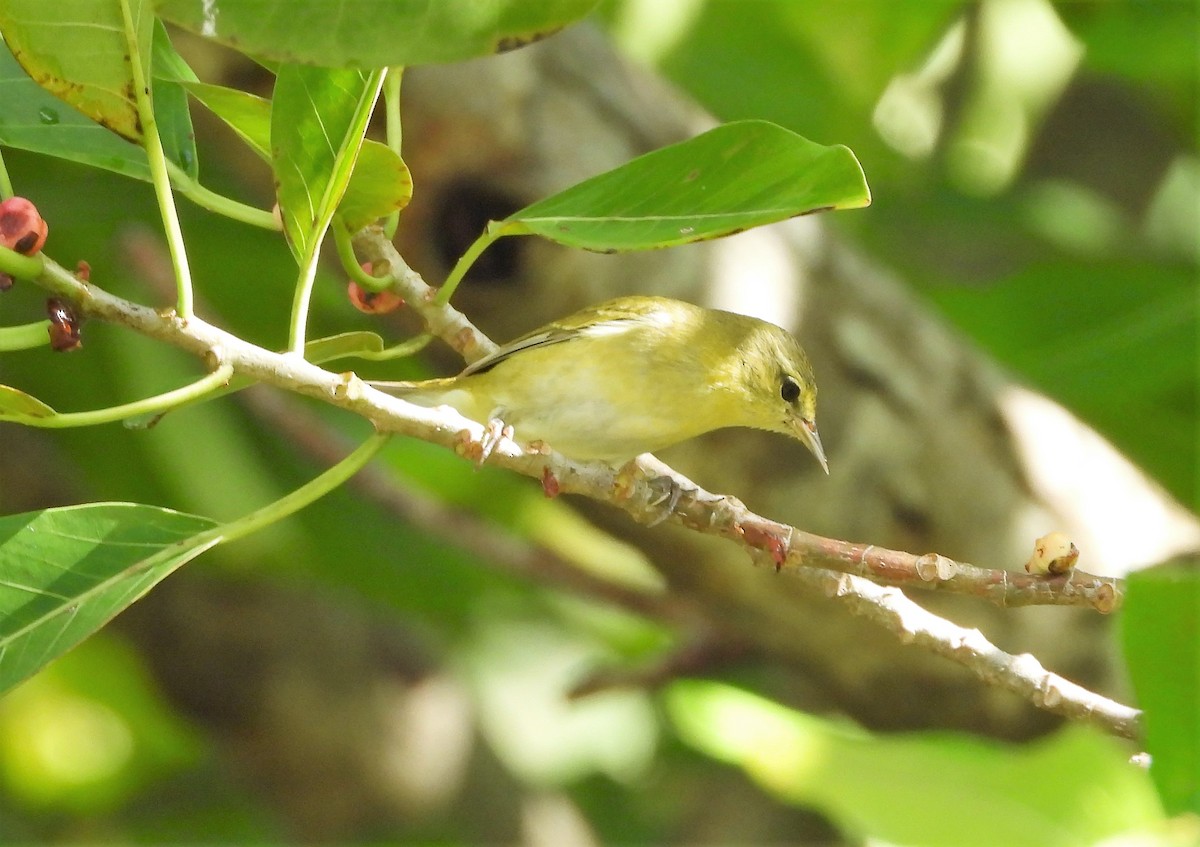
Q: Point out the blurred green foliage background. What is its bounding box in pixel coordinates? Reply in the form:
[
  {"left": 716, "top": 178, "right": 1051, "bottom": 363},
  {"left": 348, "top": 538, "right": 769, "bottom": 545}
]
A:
[{"left": 0, "top": 0, "right": 1195, "bottom": 842}]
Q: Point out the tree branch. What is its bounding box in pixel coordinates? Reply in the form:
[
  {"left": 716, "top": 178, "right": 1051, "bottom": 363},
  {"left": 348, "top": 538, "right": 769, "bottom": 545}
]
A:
[
  {"left": 12, "top": 248, "right": 1139, "bottom": 737},
  {"left": 790, "top": 567, "right": 1141, "bottom": 738}
]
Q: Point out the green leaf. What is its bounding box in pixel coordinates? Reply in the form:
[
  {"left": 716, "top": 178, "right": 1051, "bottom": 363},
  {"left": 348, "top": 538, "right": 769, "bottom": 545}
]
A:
[
  {"left": 1121, "top": 560, "right": 1200, "bottom": 815},
  {"left": 150, "top": 20, "right": 199, "bottom": 179},
  {"left": 338, "top": 140, "right": 413, "bottom": 232},
  {"left": 177, "top": 81, "right": 271, "bottom": 160},
  {"left": 0, "top": 0, "right": 154, "bottom": 142},
  {"left": 154, "top": 0, "right": 598, "bottom": 68},
  {"left": 925, "top": 260, "right": 1198, "bottom": 507},
  {"left": 0, "top": 503, "right": 218, "bottom": 695},
  {"left": 271, "top": 64, "right": 384, "bottom": 262},
  {"left": 0, "top": 40, "right": 151, "bottom": 180},
  {"left": 0, "top": 384, "right": 55, "bottom": 418},
  {"left": 305, "top": 331, "right": 385, "bottom": 363},
  {"left": 668, "top": 681, "right": 1163, "bottom": 846},
  {"left": 496, "top": 120, "right": 870, "bottom": 252}
]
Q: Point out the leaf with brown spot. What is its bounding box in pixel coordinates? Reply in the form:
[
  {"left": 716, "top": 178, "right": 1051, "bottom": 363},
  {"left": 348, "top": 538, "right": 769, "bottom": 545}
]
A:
[
  {"left": 156, "top": 0, "right": 598, "bottom": 67},
  {"left": 0, "top": 0, "right": 154, "bottom": 143}
]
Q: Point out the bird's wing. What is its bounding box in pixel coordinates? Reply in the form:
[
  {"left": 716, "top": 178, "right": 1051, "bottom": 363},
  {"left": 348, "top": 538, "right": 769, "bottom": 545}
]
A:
[{"left": 459, "top": 298, "right": 666, "bottom": 377}]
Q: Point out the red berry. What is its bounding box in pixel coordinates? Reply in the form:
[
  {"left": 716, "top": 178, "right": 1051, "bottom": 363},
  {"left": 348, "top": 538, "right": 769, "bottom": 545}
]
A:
[
  {"left": 0, "top": 197, "right": 48, "bottom": 255},
  {"left": 347, "top": 268, "right": 405, "bottom": 314}
]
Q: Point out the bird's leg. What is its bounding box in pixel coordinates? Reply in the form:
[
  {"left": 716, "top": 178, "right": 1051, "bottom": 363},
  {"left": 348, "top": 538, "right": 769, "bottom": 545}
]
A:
[
  {"left": 614, "top": 454, "right": 690, "bottom": 526},
  {"left": 453, "top": 407, "right": 514, "bottom": 468},
  {"left": 478, "top": 417, "right": 514, "bottom": 466}
]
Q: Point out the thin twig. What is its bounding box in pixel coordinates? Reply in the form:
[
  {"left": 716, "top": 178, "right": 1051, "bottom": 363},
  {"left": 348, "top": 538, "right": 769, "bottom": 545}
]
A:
[
  {"left": 352, "top": 226, "right": 498, "bottom": 362},
  {"left": 791, "top": 568, "right": 1141, "bottom": 738}
]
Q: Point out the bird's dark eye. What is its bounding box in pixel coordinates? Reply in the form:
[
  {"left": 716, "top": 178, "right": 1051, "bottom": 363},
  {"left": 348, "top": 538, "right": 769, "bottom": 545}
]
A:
[{"left": 780, "top": 375, "right": 801, "bottom": 404}]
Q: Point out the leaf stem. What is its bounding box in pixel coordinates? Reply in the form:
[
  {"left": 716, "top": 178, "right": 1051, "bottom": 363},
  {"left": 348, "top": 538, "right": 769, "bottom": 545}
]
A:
[
  {"left": 128, "top": 432, "right": 391, "bottom": 591},
  {"left": 286, "top": 251, "right": 322, "bottom": 355},
  {"left": 0, "top": 245, "right": 46, "bottom": 280},
  {"left": 382, "top": 68, "right": 404, "bottom": 238},
  {"left": 167, "top": 162, "right": 279, "bottom": 230},
  {"left": 0, "top": 320, "right": 50, "bottom": 352},
  {"left": 217, "top": 431, "right": 391, "bottom": 544},
  {"left": 120, "top": 0, "right": 194, "bottom": 320},
  {"left": 435, "top": 223, "right": 504, "bottom": 305},
  {"left": 353, "top": 333, "right": 432, "bottom": 361},
  {"left": 333, "top": 216, "right": 393, "bottom": 291},
  {"left": 4, "top": 362, "right": 234, "bottom": 428}
]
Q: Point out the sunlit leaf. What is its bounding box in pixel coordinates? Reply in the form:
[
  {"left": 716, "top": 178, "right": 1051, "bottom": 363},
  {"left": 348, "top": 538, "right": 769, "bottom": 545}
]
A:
[
  {"left": 926, "top": 261, "right": 1198, "bottom": 506},
  {"left": 0, "top": 503, "right": 218, "bottom": 695},
  {"left": 0, "top": 0, "right": 153, "bottom": 141},
  {"left": 496, "top": 120, "right": 870, "bottom": 252},
  {"left": 0, "top": 26, "right": 196, "bottom": 180},
  {"left": 154, "top": 0, "right": 598, "bottom": 67},
  {"left": 1122, "top": 560, "right": 1200, "bottom": 815},
  {"left": 177, "top": 81, "right": 271, "bottom": 160},
  {"left": 271, "top": 64, "right": 384, "bottom": 261},
  {"left": 668, "top": 681, "right": 1162, "bottom": 847},
  {"left": 0, "top": 41, "right": 150, "bottom": 179},
  {"left": 338, "top": 140, "right": 412, "bottom": 231}
]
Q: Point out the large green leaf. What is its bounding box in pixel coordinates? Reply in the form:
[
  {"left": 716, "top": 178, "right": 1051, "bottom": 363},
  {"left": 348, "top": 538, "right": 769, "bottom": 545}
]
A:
[
  {"left": 1121, "top": 560, "right": 1200, "bottom": 815},
  {"left": 206, "top": 61, "right": 410, "bottom": 234},
  {"left": 496, "top": 120, "right": 870, "bottom": 252},
  {"left": 154, "top": 0, "right": 598, "bottom": 68},
  {"left": 0, "top": 25, "right": 197, "bottom": 180},
  {"left": 668, "top": 681, "right": 1163, "bottom": 846},
  {"left": 0, "top": 40, "right": 150, "bottom": 179},
  {"left": 0, "top": 503, "right": 218, "bottom": 695},
  {"left": 271, "top": 64, "right": 384, "bottom": 261},
  {"left": 0, "top": 0, "right": 154, "bottom": 142},
  {"left": 925, "top": 260, "right": 1198, "bottom": 507}
]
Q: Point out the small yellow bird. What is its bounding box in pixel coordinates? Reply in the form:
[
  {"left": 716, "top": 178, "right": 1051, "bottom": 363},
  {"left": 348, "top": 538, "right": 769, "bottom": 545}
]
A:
[{"left": 373, "top": 295, "right": 827, "bottom": 472}]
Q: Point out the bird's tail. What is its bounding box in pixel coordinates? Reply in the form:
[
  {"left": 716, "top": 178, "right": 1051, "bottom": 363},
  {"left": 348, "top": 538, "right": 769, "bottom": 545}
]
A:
[{"left": 368, "top": 377, "right": 458, "bottom": 407}]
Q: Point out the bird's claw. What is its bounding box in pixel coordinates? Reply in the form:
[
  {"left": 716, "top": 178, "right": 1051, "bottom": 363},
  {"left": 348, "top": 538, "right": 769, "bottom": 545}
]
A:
[
  {"left": 614, "top": 455, "right": 688, "bottom": 526},
  {"left": 455, "top": 418, "right": 514, "bottom": 468}
]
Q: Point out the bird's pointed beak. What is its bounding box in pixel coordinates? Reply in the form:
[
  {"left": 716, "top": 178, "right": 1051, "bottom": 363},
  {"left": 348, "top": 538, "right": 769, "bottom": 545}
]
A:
[{"left": 794, "top": 417, "right": 829, "bottom": 474}]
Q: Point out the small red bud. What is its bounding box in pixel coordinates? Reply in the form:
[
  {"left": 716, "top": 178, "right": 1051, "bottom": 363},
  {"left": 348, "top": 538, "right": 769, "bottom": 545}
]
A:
[
  {"left": 348, "top": 267, "right": 405, "bottom": 314},
  {"left": 46, "top": 297, "right": 81, "bottom": 352},
  {"left": 0, "top": 272, "right": 13, "bottom": 291},
  {"left": 0, "top": 196, "right": 48, "bottom": 255},
  {"left": 75, "top": 259, "right": 91, "bottom": 282},
  {"left": 540, "top": 466, "right": 561, "bottom": 498}
]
